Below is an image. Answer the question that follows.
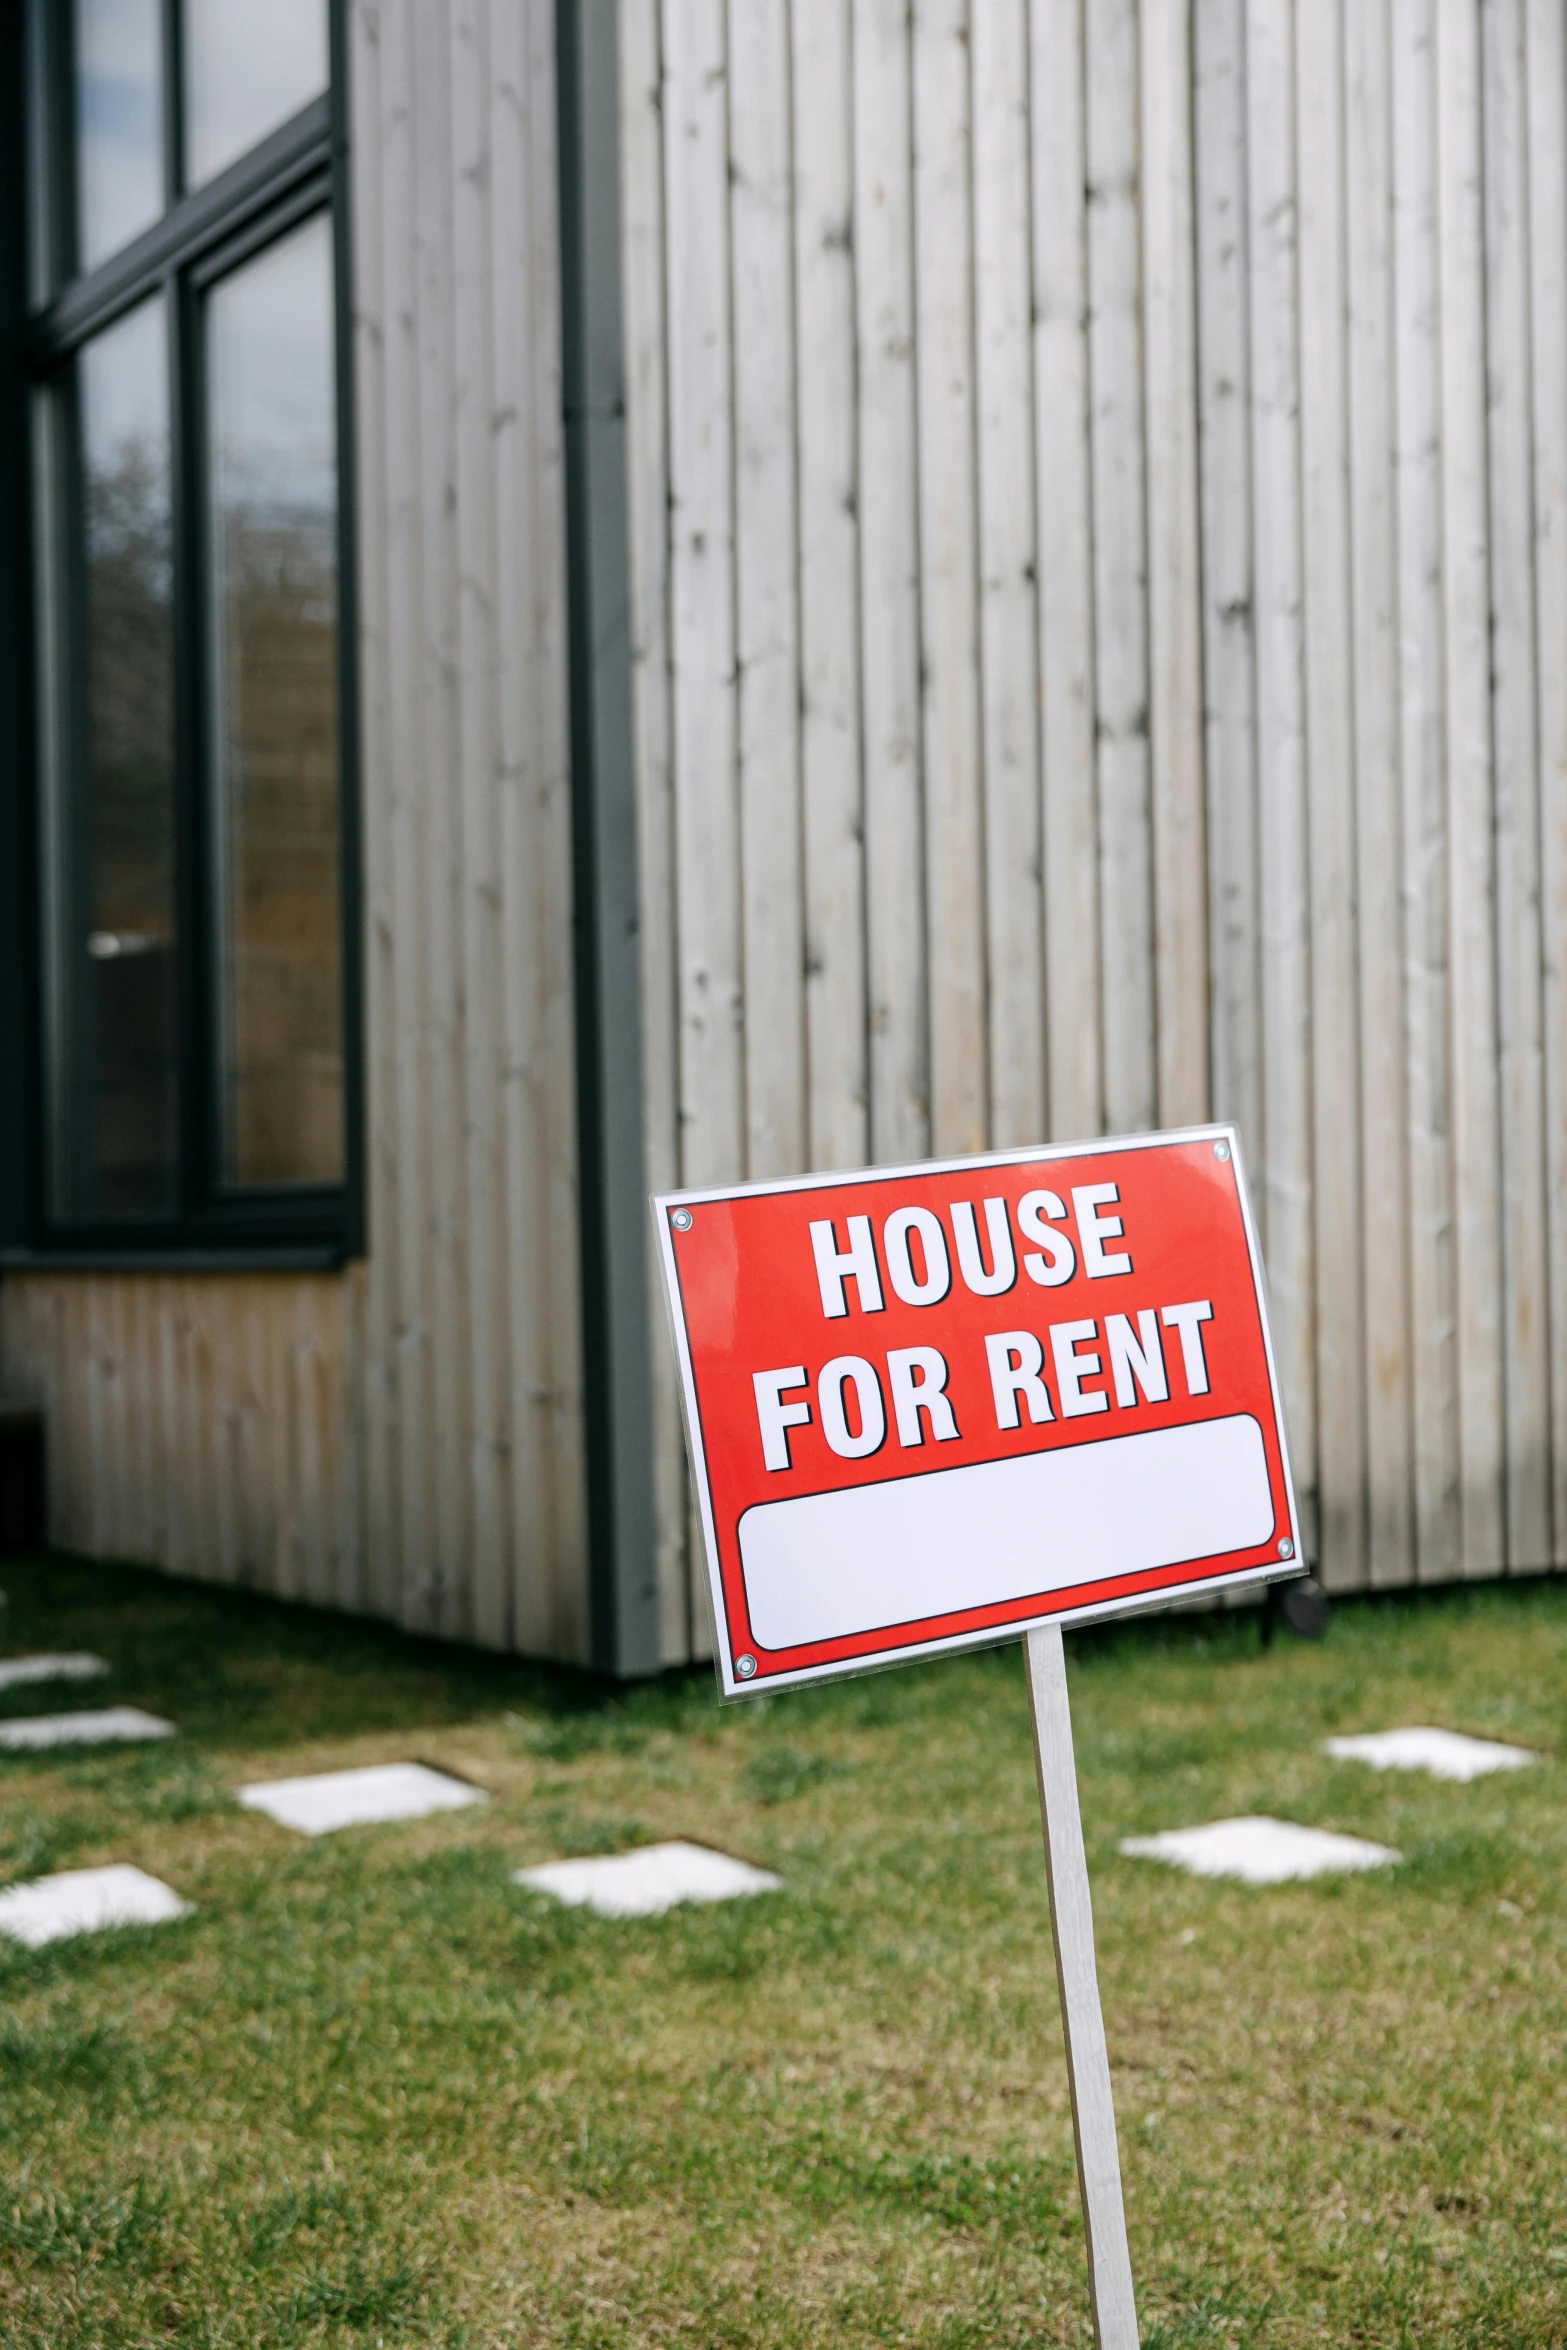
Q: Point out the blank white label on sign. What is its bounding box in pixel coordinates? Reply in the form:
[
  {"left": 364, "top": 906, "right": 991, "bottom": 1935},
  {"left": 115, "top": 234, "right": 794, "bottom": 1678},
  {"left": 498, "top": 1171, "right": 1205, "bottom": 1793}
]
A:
[{"left": 739, "top": 1413, "right": 1274, "bottom": 1653}]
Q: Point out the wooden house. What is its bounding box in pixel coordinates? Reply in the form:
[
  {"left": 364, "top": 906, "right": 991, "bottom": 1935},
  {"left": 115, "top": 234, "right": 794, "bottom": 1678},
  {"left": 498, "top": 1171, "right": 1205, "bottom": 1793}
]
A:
[{"left": 3, "top": 0, "right": 1565, "bottom": 1671}]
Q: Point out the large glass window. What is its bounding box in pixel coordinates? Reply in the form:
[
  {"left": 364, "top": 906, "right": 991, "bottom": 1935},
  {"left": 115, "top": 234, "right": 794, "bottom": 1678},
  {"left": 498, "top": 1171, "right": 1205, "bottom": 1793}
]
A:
[
  {"left": 208, "top": 214, "right": 342, "bottom": 1187},
  {"left": 185, "top": 0, "right": 328, "bottom": 187},
  {"left": 74, "top": 0, "right": 163, "bottom": 271},
  {"left": 61, "top": 296, "right": 177, "bottom": 1218},
  {"left": 24, "top": 1, "right": 352, "bottom": 1254}
]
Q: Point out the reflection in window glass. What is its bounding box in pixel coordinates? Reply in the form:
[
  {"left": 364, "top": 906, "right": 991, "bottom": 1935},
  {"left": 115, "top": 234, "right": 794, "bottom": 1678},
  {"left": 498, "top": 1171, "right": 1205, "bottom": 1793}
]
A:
[
  {"left": 185, "top": 0, "right": 328, "bottom": 187},
  {"left": 75, "top": 0, "right": 163, "bottom": 271},
  {"left": 57, "top": 297, "right": 177, "bottom": 1218},
  {"left": 208, "top": 213, "right": 343, "bottom": 1188}
]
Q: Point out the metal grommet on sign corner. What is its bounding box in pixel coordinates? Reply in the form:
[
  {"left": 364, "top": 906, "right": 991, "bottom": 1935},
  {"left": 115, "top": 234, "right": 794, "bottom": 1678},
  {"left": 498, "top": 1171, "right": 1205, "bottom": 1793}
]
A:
[
  {"left": 671, "top": 1207, "right": 693, "bottom": 1231},
  {"left": 1213, "top": 1140, "right": 1231, "bottom": 1161},
  {"left": 1278, "top": 1537, "right": 1294, "bottom": 1559},
  {"left": 735, "top": 1653, "right": 758, "bottom": 1680}
]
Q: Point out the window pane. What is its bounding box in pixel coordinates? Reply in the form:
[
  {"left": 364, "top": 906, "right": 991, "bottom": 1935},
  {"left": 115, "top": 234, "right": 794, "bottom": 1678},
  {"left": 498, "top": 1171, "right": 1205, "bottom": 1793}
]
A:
[
  {"left": 54, "top": 297, "right": 177, "bottom": 1219},
  {"left": 75, "top": 0, "right": 164, "bottom": 271},
  {"left": 185, "top": 0, "right": 327, "bottom": 187},
  {"left": 208, "top": 213, "right": 343, "bottom": 1188}
]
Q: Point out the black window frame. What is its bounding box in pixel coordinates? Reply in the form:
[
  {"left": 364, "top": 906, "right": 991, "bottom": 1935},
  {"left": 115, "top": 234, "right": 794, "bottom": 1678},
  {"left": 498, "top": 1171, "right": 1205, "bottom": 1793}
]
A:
[{"left": 1, "top": 0, "right": 361, "bottom": 1270}]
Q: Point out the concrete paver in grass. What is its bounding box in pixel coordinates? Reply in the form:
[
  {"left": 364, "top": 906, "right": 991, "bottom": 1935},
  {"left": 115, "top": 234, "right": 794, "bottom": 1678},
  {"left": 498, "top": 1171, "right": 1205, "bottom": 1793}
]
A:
[
  {"left": 1119, "top": 1816, "right": 1400, "bottom": 1885},
  {"left": 1322, "top": 1725, "right": 1538, "bottom": 1781},
  {"left": 0, "top": 1653, "right": 110, "bottom": 1692},
  {"left": 237, "top": 1761, "right": 487, "bottom": 1836},
  {"left": 516, "top": 1840, "right": 783, "bottom": 1918},
  {"left": 0, "top": 1706, "right": 175, "bottom": 1751},
  {"left": 0, "top": 1864, "right": 192, "bottom": 1949}
]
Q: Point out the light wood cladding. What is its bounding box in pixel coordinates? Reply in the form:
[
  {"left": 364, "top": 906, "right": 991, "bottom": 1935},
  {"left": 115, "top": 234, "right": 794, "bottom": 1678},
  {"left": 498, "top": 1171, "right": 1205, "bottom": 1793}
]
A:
[
  {"left": 0, "top": 0, "right": 589, "bottom": 1661},
  {"left": 347, "top": 0, "right": 589, "bottom": 1659},
  {"left": 623, "top": 0, "right": 1567, "bottom": 1596},
  {"left": 8, "top": 0, "right": 1567, "bottom": 1651},
  {"left": 0, "top": 1275, "right": 360, "bottom": 1605}
]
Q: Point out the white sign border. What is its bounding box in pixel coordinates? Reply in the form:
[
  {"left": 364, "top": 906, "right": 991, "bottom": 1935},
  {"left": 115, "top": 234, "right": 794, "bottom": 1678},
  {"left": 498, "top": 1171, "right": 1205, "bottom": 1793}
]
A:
[{"left": 652, "top": 1122, "right": 1304, "bottom": 1699}]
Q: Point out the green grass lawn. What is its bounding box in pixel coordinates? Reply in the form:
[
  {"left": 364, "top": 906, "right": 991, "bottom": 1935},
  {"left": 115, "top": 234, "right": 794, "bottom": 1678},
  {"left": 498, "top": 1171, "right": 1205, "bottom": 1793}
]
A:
[{"left": 0, "top": 1554, "right": 1565, "bottom": 2348}]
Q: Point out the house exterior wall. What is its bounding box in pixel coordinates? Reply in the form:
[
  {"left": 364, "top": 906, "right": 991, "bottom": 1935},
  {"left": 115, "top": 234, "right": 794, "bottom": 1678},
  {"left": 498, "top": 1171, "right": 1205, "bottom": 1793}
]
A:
[
  {"left": 7, "top": 0, "right": 1566, "bottom": 1663},
  {"left": 0, "top": 1272, "right": 363, "bottom": 1603},
  {"left": 0, "top": 0, "right": 592, "bottom": 1662},
  {"left": 620, "top": 0, "right": 1567, "bottom": 1606},
  {"left": 346, "top": 0, "right": 589, "bottom": 1657}
]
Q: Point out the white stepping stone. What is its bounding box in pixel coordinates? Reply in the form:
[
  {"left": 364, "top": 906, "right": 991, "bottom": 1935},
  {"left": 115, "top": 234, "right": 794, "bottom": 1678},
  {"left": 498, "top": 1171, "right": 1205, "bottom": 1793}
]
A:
[
  {"left": 516, "top": 1839, "right": 783, "bottom": 1919},
  {"left": 0, "top": 1654, "right": 110, "bottom": 1692},
  {"left": 0, "top": 1707, "right": 174, "bottom": 1751},
  {"left": 1322, "top": 1726, "right": 1538, "bottom": 1782},
  {"left": 237, "top": 1761, "right": 487, "bottom": 1837},
  {"left": 1119, "top": 1816, "right": 1400, "bottom": 1886},
  {"left": 0, "top": 1864, "right": 192, "bottom": 1950}
]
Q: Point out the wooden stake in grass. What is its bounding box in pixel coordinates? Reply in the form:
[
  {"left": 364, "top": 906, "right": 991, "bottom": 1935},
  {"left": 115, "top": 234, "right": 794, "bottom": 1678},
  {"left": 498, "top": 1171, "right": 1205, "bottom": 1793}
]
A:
[{"left": 1024, "top": 1623, "right": 1139, "bottom": 2350}]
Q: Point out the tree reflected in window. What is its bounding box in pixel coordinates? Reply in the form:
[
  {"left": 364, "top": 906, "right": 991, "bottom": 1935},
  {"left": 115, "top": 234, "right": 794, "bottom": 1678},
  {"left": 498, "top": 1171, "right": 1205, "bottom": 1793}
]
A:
[{"left": 61, "top": 296, "right": 177, "bottom": 1217}]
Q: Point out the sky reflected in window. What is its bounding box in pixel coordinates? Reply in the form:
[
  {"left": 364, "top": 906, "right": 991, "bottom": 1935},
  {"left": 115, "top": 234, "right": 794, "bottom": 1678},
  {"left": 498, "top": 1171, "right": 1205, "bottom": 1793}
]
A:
[
  {"left": 75, "top": 0, "right": 163, "bottom": 271},
  {"left": 185, "top": 0, "right": 328, "bottom": 187}
]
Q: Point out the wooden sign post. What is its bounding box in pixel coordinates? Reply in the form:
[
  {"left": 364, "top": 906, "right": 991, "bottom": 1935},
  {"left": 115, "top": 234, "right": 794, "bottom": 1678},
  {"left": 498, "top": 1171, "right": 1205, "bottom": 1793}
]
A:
[{"left": 652, "top": 1126, "right": 1301, "bottom": 2340}]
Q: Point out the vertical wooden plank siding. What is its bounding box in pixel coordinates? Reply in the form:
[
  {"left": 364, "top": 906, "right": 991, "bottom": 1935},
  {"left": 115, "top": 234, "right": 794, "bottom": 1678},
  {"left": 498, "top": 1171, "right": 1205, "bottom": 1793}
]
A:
[
  {"left": 372, "top": 0, "right": 434, "bottom": 1623},
  {"left": 1296, "top": 0, "right": 1368, "bottom": 1587},
  {"left": 728, "top": 0, "right": 807, "bottom": 1181},
  {"left": 1244, "top": 0, "right": 1317, "bottom": 1541},
  {"left": 664, "top": 4, "right": 743, "bottom": 1194},
  {"left": 1140, "top": 0, "right": 1209, "bottom": 1131},
  {"left": 1029, "top": 0, "right": 1101, "bottom": 1144},
  {"left": 1482, "top": 0, "right": 1552, "bottom": 1571},
  {"left": 617, "top": 0, "right": 691, "bottom": 1662},
  {"left": 0, "top": 1277, "right": 357, "bottom": 1592},
  {"left": 450, "top": 0, "right": 508, "bottom": 1646},
  {"left": 536, "top": 0, "right": 594, "bottom": 1660},
  {"left": 660, "top": 1, "right": 742, "bottom": 1654},
  {"left": 972, "top": 0, "right": 1045, "bottom": 1152},
  {"left": 623, "top": 0, "right": 1567, "bottom": 1615},
  {"left": 913, "top": 1, "right": 988, "bottom": 1157},
  {"left": 1393, "top": 0, "right": 1462, "bottom": 1582},
  {"left": 852, "top": 0, "right": 922, "bottom": 1167},
  {"left": 1527, "top": 0, "right": 1567, "bottom": 1571},
  {"left": 794, "top": 0, "right": 868, "bottom": 1180},
  {"left": 1345, "top": 0, "right": 1417, "bottom": 1588},
  {"left": 349, "top": 0, "right": 395, "bottom": 1628},
  {"left": 10, "top": 1, "right": 1567, "bottom": 1662},
  {"left": 1193, "top": 0, "right": 1262, "bottom": 1184},
  {"left": 1086, "top": 0, "right": 1156, "bottom": 1139},
  {"left": 413, "top": 0, "right": 473, "bottom": 1638},
  {"left": 1436, "top": 0, "right": 1506, "bottom": 1580}
]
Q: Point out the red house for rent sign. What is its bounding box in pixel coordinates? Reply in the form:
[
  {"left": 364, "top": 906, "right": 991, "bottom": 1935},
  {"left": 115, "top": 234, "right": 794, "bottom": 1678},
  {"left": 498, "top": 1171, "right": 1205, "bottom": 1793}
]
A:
[{"left": 654, "top": 1127, "right": 1301, "bottom": 1697}]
